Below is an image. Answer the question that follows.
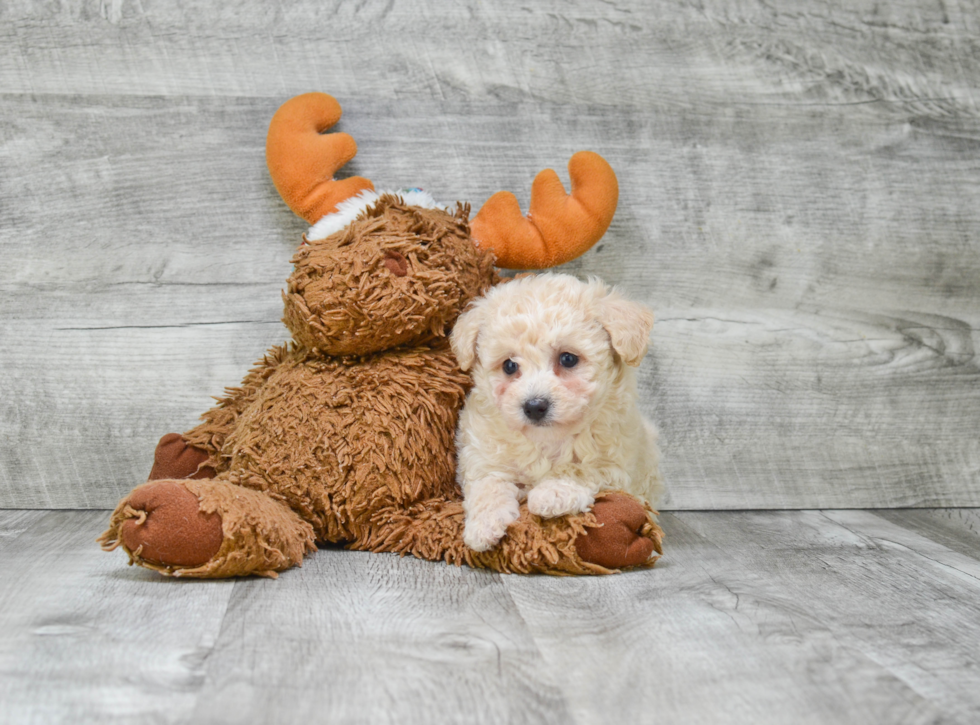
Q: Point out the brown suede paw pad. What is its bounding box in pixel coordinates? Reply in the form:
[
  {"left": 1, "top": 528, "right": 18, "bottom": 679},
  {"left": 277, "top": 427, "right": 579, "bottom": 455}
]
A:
[
  {"left": 148, "top": 433, "right": 215, "bottom": 481},
  {"left": 119, "top": 480, "right": 224, "bottom": 567},
  {"left": 574, "top": 493, "right": 662, "bottom": 570}
]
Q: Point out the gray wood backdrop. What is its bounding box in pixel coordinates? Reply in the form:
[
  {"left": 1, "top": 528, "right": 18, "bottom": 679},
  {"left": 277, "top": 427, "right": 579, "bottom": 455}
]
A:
[{"left": 2, "top": 0, "right": 978, "bottom": 510}]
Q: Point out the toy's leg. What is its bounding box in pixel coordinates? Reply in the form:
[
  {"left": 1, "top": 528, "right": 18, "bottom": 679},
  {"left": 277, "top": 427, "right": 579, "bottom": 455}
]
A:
[
  {"left": 98, "top": 476, "right": 316, "bottom": 578},
  {"left": 363, "top": 491, "right": 662, "bottom": 575},
  {"left": 148, "top": 433, "right": 216, "bottom": 480}
]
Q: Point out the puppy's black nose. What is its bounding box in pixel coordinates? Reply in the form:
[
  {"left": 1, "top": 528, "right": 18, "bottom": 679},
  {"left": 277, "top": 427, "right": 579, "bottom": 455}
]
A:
[{"left": 523, "top": 398, "right": 551, "bottom": 422}]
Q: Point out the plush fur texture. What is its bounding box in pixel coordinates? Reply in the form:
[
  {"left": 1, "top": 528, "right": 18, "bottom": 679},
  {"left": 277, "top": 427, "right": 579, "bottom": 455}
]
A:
[
  {"left": 451, "top": 274, "right": 663, "bottom": 552},
  {"left": 99, "top": 198, "right": 665, "bottom": 577},
  {"left": 283, "top": 196, "right": 493, "bottom": 355}
]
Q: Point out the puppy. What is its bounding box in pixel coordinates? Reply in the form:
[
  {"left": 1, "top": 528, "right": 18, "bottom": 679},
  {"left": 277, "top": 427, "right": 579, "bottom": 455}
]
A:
[{"left": 450, "top": 273, "right": 663, "bottom": 552}]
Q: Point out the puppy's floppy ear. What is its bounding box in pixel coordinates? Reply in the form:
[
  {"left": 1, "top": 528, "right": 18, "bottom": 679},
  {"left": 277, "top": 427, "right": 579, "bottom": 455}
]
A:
[
  {"left": 451, "top": 299, "right": 486, "bottom": 371},
  {"left": 596, "top": 293, "right": 655, "bottom": 367}
]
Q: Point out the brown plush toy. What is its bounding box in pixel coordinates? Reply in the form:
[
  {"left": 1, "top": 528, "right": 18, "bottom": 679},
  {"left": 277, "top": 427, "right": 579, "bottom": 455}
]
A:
[{"left": 99, "top": 93, "right": 663, "bottom": 578}]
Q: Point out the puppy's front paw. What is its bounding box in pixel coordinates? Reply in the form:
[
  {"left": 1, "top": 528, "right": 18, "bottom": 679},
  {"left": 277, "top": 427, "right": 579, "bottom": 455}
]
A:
[
  {"left": 527, "top": 479, "right": 595, "bottom": 518},
  {"left": 464, "top": 500, "right": 521, "bottom": 552}
]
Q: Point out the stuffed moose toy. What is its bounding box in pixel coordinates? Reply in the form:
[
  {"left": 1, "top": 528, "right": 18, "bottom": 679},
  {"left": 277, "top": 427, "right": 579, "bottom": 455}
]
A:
[{"left": 99, "top": 92, "right": 663, "bottom": 578}]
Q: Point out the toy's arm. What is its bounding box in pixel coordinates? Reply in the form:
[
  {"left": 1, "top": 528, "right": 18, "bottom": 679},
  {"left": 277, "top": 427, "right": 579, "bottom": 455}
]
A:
[
  {"left": 180, "top": 345, "right": 289, "bottom": 470},
  {"left": 363, "top": 491, "right": 661, "bottom": 575}
]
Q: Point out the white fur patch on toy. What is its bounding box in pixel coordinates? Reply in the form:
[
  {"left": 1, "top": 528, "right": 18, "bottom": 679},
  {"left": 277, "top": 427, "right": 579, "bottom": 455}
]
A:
[{"left": 306, "top": 188, "right": 444, "bottom": 241}]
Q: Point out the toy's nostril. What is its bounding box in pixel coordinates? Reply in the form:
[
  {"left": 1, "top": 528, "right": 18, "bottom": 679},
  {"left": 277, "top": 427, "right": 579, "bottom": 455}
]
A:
[
  {"left": 384, "top": 251, "right": 409, "bottom": 277},
  {"left": 523, "top": 398, "right": 550, "bottom": 422}
]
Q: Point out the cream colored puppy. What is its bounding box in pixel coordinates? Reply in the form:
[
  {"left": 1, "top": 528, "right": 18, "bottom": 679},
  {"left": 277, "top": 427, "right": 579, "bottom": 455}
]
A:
[{"left": 451, "top": 273, "right": 663, "bottom": 552}]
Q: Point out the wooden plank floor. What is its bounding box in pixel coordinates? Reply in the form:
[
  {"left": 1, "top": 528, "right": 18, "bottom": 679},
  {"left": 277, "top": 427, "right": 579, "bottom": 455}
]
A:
[{"left": 2, "top": 509, "right": 978, "bottom": 725}]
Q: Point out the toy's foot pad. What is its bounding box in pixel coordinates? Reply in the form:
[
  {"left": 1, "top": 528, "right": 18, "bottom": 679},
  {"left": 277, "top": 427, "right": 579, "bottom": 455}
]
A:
[
  {"left": 118, "top": 480, "right": 223, "bottom": 567},
  {"left": 148, "top": 433, "right": 215, "bottom": 481},
  {"left": 575, "top": 493, "right": 662, "bottom": 569}
]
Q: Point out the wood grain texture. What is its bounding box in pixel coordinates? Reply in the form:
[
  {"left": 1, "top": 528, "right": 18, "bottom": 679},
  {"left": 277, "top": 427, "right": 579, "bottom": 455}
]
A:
[
  {"left": 0, "top": 510, "right": 236, "bottom": 724},
  {"left": 504, "top": 509, "right": 980, "bottom": 725},
  {"left": 2, "top": 0, "right": 979, "bottom": 508},
  {"left": 189, "top": 552, "right": 571, "bottom": 725},
  {"left": 875, "top": 508, "right": 980, "bottom": 568},
  {"left": 2, "top": 0, "right": 978, "bottom": 104},
  {"left": 3, "top": 508, "right": 980, "bottom": 724},
  {"left": 678, "top": 510, "right": 980, "bottom": 724}
]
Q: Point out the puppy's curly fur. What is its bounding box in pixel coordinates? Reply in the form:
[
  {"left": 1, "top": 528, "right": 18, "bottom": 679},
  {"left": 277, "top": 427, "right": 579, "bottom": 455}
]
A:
[{"left": 451, "top": 273, "right": 664, "bottom": 552}]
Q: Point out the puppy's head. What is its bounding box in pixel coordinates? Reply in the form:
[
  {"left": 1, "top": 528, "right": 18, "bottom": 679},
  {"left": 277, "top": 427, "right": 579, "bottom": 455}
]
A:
[{"left": 451, "top": 273, "right": 654, "bottom": 438}]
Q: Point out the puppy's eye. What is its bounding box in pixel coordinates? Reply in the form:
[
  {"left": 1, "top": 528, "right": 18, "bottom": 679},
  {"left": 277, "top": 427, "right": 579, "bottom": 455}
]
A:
[
  {"left": 558, "top": 352, "right": 579, "bottom": 369},
  {"left": 502, "top": 359, "right": 519, "bottom": 375}
]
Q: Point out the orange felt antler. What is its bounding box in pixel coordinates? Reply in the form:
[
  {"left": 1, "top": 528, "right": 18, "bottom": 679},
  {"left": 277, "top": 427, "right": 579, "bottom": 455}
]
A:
[
  {"left": 266, "top": 93, "right": 375, "bottom": 224},
  {"left": 470, "top": 151, "right": 619, "bottom": 269}
]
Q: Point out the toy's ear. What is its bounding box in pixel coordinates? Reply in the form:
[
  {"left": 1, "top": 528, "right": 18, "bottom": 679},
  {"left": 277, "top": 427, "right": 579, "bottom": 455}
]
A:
[
  {"left": 451, "top": 299, "right": 486, "bottom": 372},
  {"left": 596, "top": 294, "right": 654, "bottom": 367}
]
